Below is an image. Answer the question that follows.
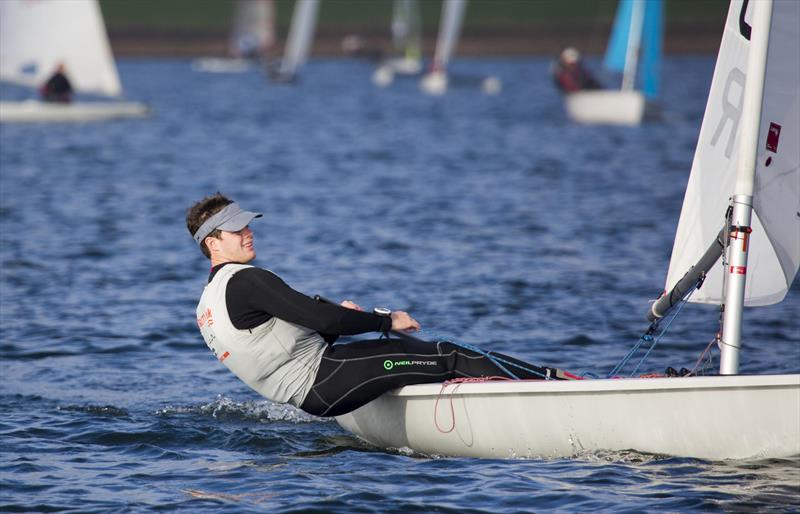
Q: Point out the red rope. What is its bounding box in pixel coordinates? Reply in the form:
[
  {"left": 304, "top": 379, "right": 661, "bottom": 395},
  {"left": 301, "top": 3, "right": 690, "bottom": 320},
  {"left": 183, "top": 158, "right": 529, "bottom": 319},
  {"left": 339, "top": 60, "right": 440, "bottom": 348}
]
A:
[
  {"left": 432, "top": 373, "right": 585, "bottom": 433},
  {"left": 433, "top": 377, "right": 515, "bottom": 433}
]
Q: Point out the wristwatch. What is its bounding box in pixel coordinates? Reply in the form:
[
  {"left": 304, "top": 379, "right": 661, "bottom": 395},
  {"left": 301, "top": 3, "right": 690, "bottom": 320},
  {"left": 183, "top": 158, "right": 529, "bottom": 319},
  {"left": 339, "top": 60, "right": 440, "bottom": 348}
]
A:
[{"left": 373, "top": 307, "right": 391, "bottom": 317}]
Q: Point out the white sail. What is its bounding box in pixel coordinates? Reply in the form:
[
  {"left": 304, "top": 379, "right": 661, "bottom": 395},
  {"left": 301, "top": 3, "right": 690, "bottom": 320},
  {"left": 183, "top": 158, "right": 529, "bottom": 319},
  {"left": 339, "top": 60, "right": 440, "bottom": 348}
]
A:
[
  {"left": 431, "top": 0, "right": 467, "bottom": 71},
  {"left": 665, "top": 0, "right": 799, "bottom": 306},
  {"left": 390, "top": 0, "right": 422, "bottom": 73},
  {"left": 229, "top": 0, "right": 276, "bottom": 58},
  {"left": 419, "top": 0, "right": 467, "bottom": 95},
  {"left": 277, "top": 0, "right": 319, "bottom": 79},
  {"left": 0, "top": 0, "right": 122, "bottom": 97}
]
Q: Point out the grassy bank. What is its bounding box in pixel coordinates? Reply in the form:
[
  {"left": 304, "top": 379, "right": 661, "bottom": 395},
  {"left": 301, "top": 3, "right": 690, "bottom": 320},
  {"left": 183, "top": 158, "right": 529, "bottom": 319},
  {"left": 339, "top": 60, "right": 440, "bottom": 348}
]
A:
[{"left": 100, "top": 0, "right": 729, "bottom": 56}]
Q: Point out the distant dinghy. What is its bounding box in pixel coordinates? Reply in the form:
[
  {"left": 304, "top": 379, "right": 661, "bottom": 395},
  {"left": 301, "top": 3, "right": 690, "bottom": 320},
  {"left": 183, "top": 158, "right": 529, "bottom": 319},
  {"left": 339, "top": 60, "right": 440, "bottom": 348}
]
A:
[
  {"left": 564, "top": 0, "right": 662, "bottom": 125},
  {"left": 419, "top": 0, "right": 467, "bottom": 96},
  {"left": 270, "top": 0, "right": 319, "bottom": 82},
  {"left": 338, "top": 0, "right": 800, "bottom": 460},
  {"left": 192, "top": 0, "right": 276, "bottom": 74},
  {"left": 372, "top": 0, "right": 423, "bottom": 87},
  {"left": 0, "top": 0, "right": 148, "bottom": 123}
]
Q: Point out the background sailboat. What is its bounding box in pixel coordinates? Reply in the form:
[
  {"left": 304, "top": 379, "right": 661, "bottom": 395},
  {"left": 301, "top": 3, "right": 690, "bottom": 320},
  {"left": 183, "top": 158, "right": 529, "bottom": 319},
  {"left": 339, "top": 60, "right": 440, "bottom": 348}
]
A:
[
  {"left": 418, "top": 0, "right": 501, "bottom": 96},
  {"left": 419, "top": 0, "right": 466, "bottom": 96},
  {"left": 192, "top": 0, "right": 276, "bottom": 74},
  {"left": 270, "top": 0, "right": 319, "bottom": 82},
  {"left": 564, "top": 0, "right": 662, "bottom": 125},
  {"left": 372, "top": 0, "right": 423, "bottom": 87},
  {"left": 337, "top": 0, "right": 799, "bottom": 460},
  {"left": 0, "top": 0, "right": 148, "bottom": 123}
]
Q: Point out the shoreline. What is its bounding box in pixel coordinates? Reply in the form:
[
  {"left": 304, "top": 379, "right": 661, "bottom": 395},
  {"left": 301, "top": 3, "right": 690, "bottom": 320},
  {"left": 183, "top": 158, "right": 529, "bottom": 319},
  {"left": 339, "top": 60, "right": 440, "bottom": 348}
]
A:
[{"left": 109, "top": 24, "right": 724, "bottom": 58}]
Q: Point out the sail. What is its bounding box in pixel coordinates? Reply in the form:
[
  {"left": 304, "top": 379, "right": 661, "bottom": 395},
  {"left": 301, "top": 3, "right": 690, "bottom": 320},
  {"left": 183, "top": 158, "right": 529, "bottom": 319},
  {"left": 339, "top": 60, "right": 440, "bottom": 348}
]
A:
[
  {"left": 229, "top": 0, "right": 276, "bottom": 58},
  {"left": 277, "top": 0, "right": 319, "bottom": 78},
  {"left": 665, "top": 0, "right": 800, "bottom": 306},
  {"left": 603, "top": 0, "right": 634, "bottom": 73},
  {"left": 431, "top": 0, "right": 467, "bottom": 71},
  {"left": 603, "top": 0, "right": 662, "bottom": 98},
  {"left": 0, "top": 0, "right": 122, "bottom": 97},
  {"left": 392, "top": 0, "right": 422, "bottom": 64},
  {"left": 639, "top": 0, "right": 663, "bottom": 98}
]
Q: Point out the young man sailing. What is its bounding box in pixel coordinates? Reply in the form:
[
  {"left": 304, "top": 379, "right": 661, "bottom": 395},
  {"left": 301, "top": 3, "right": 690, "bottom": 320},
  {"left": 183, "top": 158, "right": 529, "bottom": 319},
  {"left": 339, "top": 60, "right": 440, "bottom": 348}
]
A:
[{"left": 187, "top": 193, "right": 569, "bottom": 417}]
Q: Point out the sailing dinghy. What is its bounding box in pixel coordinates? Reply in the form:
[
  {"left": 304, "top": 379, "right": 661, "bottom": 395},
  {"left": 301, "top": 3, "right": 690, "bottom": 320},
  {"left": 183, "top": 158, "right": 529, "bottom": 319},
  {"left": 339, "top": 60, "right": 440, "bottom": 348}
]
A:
[
  {"left": 192, "top": 0, "right": 276, "bottom": 74},
  {"left": 564, "top": 0, "right": 662, "bottom": 125},
  {"left": 372, "top": 0, "right": 423, "bottom": 87},
  {"left": 0, "top": 0, "right": 148, "bottom": 123},
  {"left": 419, "top": 0, "right": 466, "bottom": 96},
  {"left": 418, "top": 0, "right": 500, "bottom": 96},
  {"left": 337, "top": 0, "right": 799, "bottom": 460},
  {"left": 270, "top": 0, "right": 319, "bottom": 82}
]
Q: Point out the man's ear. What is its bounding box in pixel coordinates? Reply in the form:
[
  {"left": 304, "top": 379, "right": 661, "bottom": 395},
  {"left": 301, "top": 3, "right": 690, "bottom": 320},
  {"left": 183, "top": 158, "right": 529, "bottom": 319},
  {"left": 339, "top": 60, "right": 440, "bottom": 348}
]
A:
[{"left": 204, "top": 236, "right": 219, "bottom": 254}]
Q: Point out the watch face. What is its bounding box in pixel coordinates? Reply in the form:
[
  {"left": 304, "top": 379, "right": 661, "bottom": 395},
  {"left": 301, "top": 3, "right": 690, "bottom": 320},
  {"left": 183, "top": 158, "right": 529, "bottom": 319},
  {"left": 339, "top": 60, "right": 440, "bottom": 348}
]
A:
[{"left": 373, "top": 307, "right": 391, "bottom": 317}]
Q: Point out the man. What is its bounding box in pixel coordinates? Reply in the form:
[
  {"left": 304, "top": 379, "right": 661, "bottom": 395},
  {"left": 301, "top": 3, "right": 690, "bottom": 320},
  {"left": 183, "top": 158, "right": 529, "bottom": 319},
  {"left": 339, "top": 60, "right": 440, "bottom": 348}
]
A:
[
  {"left": 187, "top": 193, "right": 571, "bottom": 417},
  {"left": 39, "top": 63, "right": 73, "bottom": 103},
  {"left": 552, "top": 47, "right": 602, "bottom": 94}
]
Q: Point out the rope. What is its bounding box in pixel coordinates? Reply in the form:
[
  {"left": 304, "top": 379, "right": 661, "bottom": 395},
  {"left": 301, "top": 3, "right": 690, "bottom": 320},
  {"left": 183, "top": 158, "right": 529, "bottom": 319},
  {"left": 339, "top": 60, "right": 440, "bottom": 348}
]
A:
[
  {"left": 686, "top": 336, "right": 718, "bottom": 376},
  {"left": 608, "top": 284, "right": 698, "bottom": 378},
  {"left": 434, "top": 376, "right": 513, "bottom": 433}
]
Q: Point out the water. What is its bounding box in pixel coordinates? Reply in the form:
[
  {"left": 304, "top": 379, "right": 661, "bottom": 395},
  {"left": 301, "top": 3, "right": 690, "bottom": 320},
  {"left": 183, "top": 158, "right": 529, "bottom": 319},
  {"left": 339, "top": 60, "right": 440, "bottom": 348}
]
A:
[{"left": 1, "top": 57, "right": 798, "bottom": 513}]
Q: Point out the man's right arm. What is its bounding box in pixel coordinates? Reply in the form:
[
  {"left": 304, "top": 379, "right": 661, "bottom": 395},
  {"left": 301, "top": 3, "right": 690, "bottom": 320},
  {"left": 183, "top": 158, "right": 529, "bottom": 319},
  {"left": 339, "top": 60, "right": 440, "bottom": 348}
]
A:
[{"left": 227, "top": 267, "right": 392, "bottom": 335}]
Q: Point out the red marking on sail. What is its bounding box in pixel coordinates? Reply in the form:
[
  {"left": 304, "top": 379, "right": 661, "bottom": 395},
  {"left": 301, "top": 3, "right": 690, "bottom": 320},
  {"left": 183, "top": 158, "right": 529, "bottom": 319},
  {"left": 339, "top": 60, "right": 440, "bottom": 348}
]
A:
[
  {"left": 766, "top": 122, "right": 781, "bottom": 152},
  {"left": 219, "top": 351, "right": 230, "bottom": 362},
  {"left": 729, "top": 265, "right": 747, "bottom": 275}
]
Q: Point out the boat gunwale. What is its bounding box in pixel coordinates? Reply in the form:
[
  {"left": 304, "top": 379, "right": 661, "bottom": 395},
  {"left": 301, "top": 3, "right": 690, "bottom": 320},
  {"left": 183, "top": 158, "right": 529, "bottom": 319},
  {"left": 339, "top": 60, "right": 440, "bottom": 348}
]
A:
[{"left": 382, "top": 374, "right": 800, "bottom": 397}]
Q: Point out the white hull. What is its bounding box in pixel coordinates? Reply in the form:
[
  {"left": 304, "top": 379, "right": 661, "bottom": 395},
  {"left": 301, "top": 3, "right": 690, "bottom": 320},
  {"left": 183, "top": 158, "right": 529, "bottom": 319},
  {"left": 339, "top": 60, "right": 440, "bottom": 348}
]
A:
[
  {"left": 387, "top": 57, "right": 422, "bottom": 75},
  {"left": 420, "top": 70, "right": 448, "bottom": 96},
  {"left": 337, "top": 374, "right": 800, "bottom": 460},
  {"left": 191, "top": 57, "right": 253, "bottom": 73},
  {"left": 564, "top": 90, "right": 646, "bottom": 126},
  {"left": 0, "top": 100, "right": 149, "bottom": 123}
]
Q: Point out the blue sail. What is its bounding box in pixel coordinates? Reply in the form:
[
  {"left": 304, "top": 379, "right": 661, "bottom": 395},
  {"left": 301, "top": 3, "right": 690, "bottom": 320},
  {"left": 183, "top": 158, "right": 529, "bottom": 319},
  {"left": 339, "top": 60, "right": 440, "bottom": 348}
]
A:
[
  {"left": 603, "top": 0, "right": 662, "bottom": 99},
  {"left": 640, "top": 0, "right": 663, "bottom": 99},
  {"left": 603, "top": 0, "right": 633, "bottom": 73}
]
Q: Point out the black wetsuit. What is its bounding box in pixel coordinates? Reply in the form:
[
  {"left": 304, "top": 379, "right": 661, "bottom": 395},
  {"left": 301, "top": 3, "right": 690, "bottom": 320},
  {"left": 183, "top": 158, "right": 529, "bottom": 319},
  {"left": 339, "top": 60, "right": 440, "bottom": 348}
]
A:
[
  {"left": 213, "top": 263, "right": 559, "bottom": 417},
  {"left": 40, "top": 72, "right": 73, "bottom": 103}
]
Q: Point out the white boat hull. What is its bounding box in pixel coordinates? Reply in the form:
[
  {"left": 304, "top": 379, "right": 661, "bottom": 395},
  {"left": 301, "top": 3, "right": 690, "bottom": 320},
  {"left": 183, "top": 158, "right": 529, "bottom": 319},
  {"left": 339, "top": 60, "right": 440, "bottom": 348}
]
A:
[
  {"left": 420, "top": 70, "right": 447, "bottom": 96},
  {"left": 191, "top": 57, "right": 253, "bottom": 73},
  {"left": 564, "top": 90, "right": 646, "bottom": 126},
  {"left": 336, "top": 374, "right": 800, "bottom": 460},
  {"left": 0, "top": 100, "right": 149, "bottom": 123}
]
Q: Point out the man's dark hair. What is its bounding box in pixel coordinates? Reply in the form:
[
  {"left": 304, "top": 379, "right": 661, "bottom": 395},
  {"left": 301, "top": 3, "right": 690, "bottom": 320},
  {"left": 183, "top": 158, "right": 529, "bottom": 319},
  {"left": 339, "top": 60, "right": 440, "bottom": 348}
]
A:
[{"left": 186, "top": 192, "right": 233, "bottom": 259}]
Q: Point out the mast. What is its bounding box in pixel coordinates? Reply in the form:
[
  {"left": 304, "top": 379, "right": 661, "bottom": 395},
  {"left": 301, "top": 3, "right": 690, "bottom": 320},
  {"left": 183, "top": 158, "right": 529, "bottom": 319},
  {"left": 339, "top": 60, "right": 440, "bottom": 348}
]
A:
[
  {"left": 621, "top": 0, "right": 644, "bottom": 91},
  {"left": 719, "top": 0, "right": 773, "bottom": 375}
]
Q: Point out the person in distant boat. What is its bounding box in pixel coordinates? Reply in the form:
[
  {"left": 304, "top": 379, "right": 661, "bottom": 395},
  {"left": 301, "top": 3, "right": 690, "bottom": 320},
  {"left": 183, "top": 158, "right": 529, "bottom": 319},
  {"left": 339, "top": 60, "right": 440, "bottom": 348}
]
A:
[
  {"left": 187, "top": 193, "right": 575, "bottom": 417},
  {"left": 341, "top": 33, "right": 384, "bottom": 62},
  {"left": 552, "top": 47, "right": 602, "bottom": 94},
  {"left": 39, "top": 62, "right": 73, "bottom": 103}
]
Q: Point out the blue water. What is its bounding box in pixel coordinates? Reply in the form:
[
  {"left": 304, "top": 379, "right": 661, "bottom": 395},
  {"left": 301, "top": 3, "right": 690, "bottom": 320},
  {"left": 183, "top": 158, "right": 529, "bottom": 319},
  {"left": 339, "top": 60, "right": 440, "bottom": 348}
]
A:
[{"left": 1, "top": 57, "right": 798, "bottom": 513}]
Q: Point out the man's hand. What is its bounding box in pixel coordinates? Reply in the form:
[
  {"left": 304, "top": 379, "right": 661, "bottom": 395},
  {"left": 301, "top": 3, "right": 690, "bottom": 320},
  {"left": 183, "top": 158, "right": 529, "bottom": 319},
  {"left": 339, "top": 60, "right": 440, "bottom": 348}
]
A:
[
  {"left": 340, "top": 300, "right": 363, "bottom": 311},
  {"left": 390, "top": 311, "right": 420, "bottom": 332}
]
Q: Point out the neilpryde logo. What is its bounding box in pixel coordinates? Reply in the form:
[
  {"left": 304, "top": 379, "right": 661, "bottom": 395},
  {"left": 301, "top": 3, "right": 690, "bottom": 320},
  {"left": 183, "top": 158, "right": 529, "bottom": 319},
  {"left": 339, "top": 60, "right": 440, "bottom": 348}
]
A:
[{"left": 383, "top": 359, "right": 437, "bottom": 371}]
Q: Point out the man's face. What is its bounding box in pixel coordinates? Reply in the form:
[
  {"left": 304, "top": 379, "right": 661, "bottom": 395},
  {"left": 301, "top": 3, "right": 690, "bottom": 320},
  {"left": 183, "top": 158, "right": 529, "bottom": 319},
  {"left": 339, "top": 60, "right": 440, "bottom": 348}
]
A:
[{"left": 210, "top": 226, "right": 256, "bottom": 263}]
